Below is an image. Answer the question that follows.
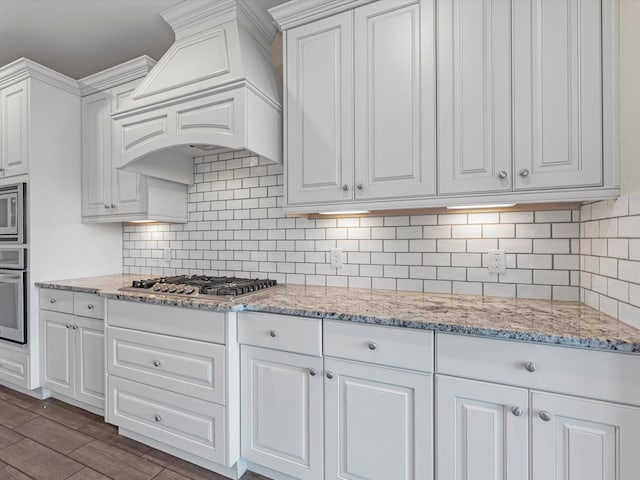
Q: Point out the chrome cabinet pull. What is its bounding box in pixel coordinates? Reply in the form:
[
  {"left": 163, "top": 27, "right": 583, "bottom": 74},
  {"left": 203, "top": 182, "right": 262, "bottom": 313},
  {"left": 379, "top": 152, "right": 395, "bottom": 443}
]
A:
[
  {"left": 153, "top": 360, "right": 161, "bottom": 367},
  {"left": 65, "top": 323, "right": 71, "bottom": 329},
  {"left": 368, "top": 341, "right": 377, "bottom": 351},
  {"left": 309, "top": 368, "right": 317, "bottom": 376},
  {"left": 72, "top": 325, "right": 78, "bottom": 330},
  {"left": 356, "top": 183, "right": 364, "bottom": 190},
  {"left": 154, "top": 414, "right": 162, "bottom": 422},
  {"left": 524, "top": 361, "right": 536, "bottom": 373},
  {"left": 269, "top": 330, "right": 277, "bottom": 338},
  {"left": 326, "top": 371, "right": 334, "bottom": 379},
  {"left": 539, "top": 411, "right": 552, "bottom": 422},
  {"left": 511, "top": 406, "right": 523, "bottom": 417},
  {"left": 519, "top": 169, "right": 530, "bottom": 177},
  {"left": 87, "top": 304, "right": 94, "bottom": 310},
  {"left": 342, "top": 184, "right": 349, "bottom": 191},
  {"left": 498, "top": 170, "right": 508, "bottom": 179},
  {"left": 50, "top": 299, "right": 56, "bottom": 304}
]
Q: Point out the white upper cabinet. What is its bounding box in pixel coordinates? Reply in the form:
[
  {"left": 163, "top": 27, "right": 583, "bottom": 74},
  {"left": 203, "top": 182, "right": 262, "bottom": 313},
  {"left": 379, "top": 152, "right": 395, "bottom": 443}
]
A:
[
  {"left": 0, "top": 80, "right": 29, "bottom": 178},
  {"left": 513, "top": 0, "right": 603, "bottom": 190},
  {"left": 82, "top": 90, "right": 111, "bottom": 217},
  {"left": 437, "top": 0, "right": 512, "bottom": 195},
  {"left": 286, "top": 12, "right": 354, "bottom": 205},
  {"left": 354, "top": 0, "right": 436, "bottom": 200}
]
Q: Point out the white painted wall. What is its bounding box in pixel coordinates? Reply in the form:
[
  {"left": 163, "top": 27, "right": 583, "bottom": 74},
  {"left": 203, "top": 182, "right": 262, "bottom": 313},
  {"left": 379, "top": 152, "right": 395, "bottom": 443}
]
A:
[{"left": 620, "top": 0, "right": 640, "bottom": 194}]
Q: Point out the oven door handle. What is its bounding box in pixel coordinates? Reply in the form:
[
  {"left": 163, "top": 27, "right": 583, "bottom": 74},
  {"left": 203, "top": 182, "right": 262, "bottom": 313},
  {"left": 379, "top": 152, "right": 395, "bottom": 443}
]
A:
[{"left": 0, "top": 272, "right": 23, "bottom": 281}]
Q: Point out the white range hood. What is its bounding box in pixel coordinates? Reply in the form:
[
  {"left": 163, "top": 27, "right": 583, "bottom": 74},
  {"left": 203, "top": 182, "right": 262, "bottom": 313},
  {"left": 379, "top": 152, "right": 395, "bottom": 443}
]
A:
[{"left": 112, "top": 0, "right": 282, "bottom": 185}]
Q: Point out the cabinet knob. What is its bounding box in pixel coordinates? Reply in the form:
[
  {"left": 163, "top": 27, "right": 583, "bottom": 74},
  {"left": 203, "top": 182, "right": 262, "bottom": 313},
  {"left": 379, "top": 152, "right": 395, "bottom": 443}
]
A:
[
  {"left": 154, "top": 414, "right": 162, "bottom": 423},
  {"left": 87, "top": 304, "right": 94, "bottom": 310},
  {"left": 342, "top": 184, "right": 349, "bottom": 191},
  {"left": 153, "top": 360, "right": 161, "bottom": 367},
  {"left": 356, "top": 183, "right": 364, "bottom": 190},
  {"left": 539, "top": 411, "right": 552, "bottom": 422},
  {"left": 498, "top": 170, "right": 508, "bottom": 179},
  {"left": 519, "top": 169, "right": 530, "bottom": 177},
  {"left": 524, "top": 361, "right": 536, "bottom": 373},
  {"left": 111, "top": 204, "right": 117, "bottom": 209},
  {"left": 269, "top": 330, "right": 277, "bottom": 338},
  {"left": 50, "top": 299, "right": 56, "bottom": 304},
  {"left": 104, "top": 204, "right": 110, "bottom": 209},
  {"left": 326, "top": 371, "right": 334, "bottom": 379},
  {"left": 0, "top": 168, "right": 4, "bottom": 172},
  {"left": 309, "top": 368, "right": 317, "bottom": 377},
  {"left": 65, "top": 323, "right": 72, "bottom": 329},
  {"left": 72, "top": 325, "right": 78, "bottom": 330},
  {"left": 511, "top": 406, "right": 523, "bottom": 417},
  {"left": 368, "top": 341, "right": 377, "bottom": 351}
]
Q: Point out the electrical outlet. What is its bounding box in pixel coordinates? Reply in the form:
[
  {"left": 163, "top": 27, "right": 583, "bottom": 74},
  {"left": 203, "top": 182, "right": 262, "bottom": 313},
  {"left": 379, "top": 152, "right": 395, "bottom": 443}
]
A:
[
  {"left": 330, "top": 248, "right": 343, "bottom": 268},
  {"left": 488, "top": 249, "right": 506, "bottom": 274}
]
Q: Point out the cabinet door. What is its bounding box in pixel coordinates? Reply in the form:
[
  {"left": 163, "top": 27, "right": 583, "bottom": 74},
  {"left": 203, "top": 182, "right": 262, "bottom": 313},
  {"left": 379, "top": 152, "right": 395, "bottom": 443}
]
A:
[
  {"left": 513, "top": 0, "right": 602, "bottom": 190},
  {"left": 354, "top": 0, "right": 436, "bottom": 200},
  {"left": 324, "top": 358, "right": 432, "bottom": 480},
  {"left": 286, "top": 12, "right": 354, "bottom": 205},
  {"left": 74, "top": 316, "right": 104, "bottom": 409},
  {"left": 110, "top": 81, "right": 146, "bottom": 215},
  {"left": 532, "top": 391, "right": 640, "bottom": 480},
  {"left": 241, "top": 346, "right": 323, "bottom": 480},
  {"left": 41, "top": 310, "right": 74, "bottom": 397},
  {"left": 437, "top": 0, "right": 512, "bottom": 195},
  {"left": 436, "top": 375, "right": 529, "bottom": 480},
  {"left": 81, "top": 91, "right": 111, "bottom": 216},
  {"left": 0, "top": 80, "right": 29, "bottom": 178}
]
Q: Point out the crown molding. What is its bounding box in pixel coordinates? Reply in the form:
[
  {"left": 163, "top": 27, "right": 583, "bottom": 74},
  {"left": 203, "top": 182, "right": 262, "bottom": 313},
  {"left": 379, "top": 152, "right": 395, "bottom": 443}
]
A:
[
  {"left": 0, "top": 58, "right": 79, "bottom": 95},
  {"left": 78, "top": 56, "right": 157, "bottom": 96},
  {"left": 268, "top": 0, "right": 376, "bottom": 30}
]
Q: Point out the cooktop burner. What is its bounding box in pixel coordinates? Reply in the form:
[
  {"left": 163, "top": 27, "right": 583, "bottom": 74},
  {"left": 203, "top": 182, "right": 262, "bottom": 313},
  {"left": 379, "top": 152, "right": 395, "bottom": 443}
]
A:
[{"left": 121, "top": 275, "right": 278, "bottom": 298}]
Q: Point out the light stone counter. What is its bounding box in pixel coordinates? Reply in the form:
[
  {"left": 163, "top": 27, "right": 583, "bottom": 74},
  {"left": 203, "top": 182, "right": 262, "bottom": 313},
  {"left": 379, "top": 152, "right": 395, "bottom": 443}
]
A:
[{"left": 36, "top": 274, "right": 640, "bottom": 352}]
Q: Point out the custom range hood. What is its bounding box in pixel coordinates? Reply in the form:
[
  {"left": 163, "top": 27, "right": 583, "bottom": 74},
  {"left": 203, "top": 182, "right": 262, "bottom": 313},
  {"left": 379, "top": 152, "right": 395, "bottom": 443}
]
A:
[{"left": 111, "top": 0, "right": 282, "bottom": 185}]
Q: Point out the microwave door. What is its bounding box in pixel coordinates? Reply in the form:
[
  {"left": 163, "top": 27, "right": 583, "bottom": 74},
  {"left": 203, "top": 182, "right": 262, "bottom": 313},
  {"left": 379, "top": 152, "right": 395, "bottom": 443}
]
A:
[
  {"left": 0, "top": 271, "right": 26, "bottom": 344},
  {"left": 0, "top": 194, "right": 18, "bottom": 236}
]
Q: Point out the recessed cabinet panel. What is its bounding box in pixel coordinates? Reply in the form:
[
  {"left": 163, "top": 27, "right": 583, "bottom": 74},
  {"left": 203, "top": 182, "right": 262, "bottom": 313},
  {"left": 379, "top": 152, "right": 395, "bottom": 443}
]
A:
[
  {"left": 354, "top": 0, "right": 436, "bottom": 200},
  {"left": 513, "top": 0, "right": 602, "bottom": 189},
  {"left": 41, "top": 311, "right": 74, "bottom": 397},
  {"left": 436, "top": 375, "right": 529, "bottom": 480},
  {"left": 177, "top": 99, "right": 235, "bottom": 135},
  {"left": 286, "top": 12, "right": 354, "bottom": 205},
  {"left": 82, "top": 92, "right": 111, "bottom": 216},
  {"left": 74, "top": 317, "right": 105, "bottom": 409},
  {"left": 438, "top": 0, "right": 512, "bottom": 194},
  {"left": 1, "top": 80, "right": 29, "bottom": 178},
  {"left": 324, "top": 358, "right": 432, "bottom": 480},
  {"left": 122, "top": 116, "right": 169, "bottom": 153},
  {"left": 531, "top": 391, "right": 640, "bottom": 480}
]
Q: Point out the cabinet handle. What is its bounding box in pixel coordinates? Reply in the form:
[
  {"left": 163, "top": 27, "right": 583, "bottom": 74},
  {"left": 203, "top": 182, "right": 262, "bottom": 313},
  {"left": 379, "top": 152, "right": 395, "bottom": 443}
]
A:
[
  {"left": 519, "top": 169, "right": 530, "bottom": 177},
  {"left": 153, "top": 360, "right": 161, "bottom": 367},
  {"left": 356, "top": 183, "right": 364, "bottom": 190},
  {"left": 87, "top": 304, "right": 94, "bottom": 310},
  {"left": 104, "top": 204, "right": 111, "bottom": 209},
  {"left": 342, "top": 184, "right": 349, "bottom": 191},
  {"left": 368, "top": 341, "right": 377, "bottom": 351},
  {"left": 511, "top": 406, "right": 523, "bottom": 417},
  {"left": 50, "top": 299, "right": 56, "bottom": 304},
  {"left": 309, "top": 368, "right": 317, "bottom": 376},
  {"left": 326, "top": 371, "right": 334, "bottom": 379},
  {"left": 154, "top": 414, "right": 162, "bottom": 423},
  {"left": 269, "top": 330, "right": 277, "bottom": 338},
  {"left": 72, "top": 325, "right": 78, "bottom": 330},
  {"left": 111, "top": 204, "right": 117, "bottom": 209},
  {"left": 524, "top": 361, "right": 536, "bottom": 373},
  {"left": 498, "top": 170, "right": 508, "bottom": 179},
  {"left": 539, "top": 411, "right": 552, "bottom": 422},
  {"left": 0, "top": 168, "right": 4, "bottom": 172},
  {"left": 65, "top": 323, "right": 71, "bottom": 329}
]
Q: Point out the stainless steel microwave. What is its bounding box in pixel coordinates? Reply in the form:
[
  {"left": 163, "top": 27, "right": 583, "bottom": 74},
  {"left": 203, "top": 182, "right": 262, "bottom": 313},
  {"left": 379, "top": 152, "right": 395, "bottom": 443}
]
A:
[{"left": 0, "top": 183, "right": 25, "bottom": 243}]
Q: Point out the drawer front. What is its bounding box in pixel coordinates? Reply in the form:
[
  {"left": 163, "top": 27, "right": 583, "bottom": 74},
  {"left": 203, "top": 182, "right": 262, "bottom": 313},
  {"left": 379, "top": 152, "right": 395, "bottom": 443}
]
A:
[
  {"left": 74, "top": 293, "right": 104, "bottom": 319},
  {"left": 324, "top": 320, "right": 434, "bottom": 373},
  {"left": 107, "top": 300, "right": 225, "bottom": 344},
  {"left": 39, "top": 289, "right": 74, "bottom": 314},
  {"left": 108, "top": 376, "right": 226, "bottom": 464},
  {"left": 238, "top": 312, "right": 322, "bottom": 356},
  {"left": 436, "top": 333, "right": 640, "bottom": 406},
  {"left": 0, "top": 349, "right": 28, "bottom": 388},
  {"left": 107, "top": 326, "right": 225, "bottom": 404}
]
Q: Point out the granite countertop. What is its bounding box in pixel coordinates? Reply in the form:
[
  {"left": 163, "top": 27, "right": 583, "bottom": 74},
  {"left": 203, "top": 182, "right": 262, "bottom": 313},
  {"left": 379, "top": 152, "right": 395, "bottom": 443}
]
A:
[{"left": 36, "top": 274, "right": 640, "bottom": 353}]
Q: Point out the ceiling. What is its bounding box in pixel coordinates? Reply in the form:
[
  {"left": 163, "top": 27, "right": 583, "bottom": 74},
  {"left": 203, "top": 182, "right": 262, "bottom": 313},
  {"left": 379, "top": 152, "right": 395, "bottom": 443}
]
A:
[{"left": 0, "top": 0, "right": 285, "bottom": 80}]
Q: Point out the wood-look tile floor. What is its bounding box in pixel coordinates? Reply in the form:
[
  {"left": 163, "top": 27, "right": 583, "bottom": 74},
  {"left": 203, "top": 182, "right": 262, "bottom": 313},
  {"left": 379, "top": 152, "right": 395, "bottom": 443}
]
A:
[{"left": 0, "top": 385, "right": 270, "bottom": 480}]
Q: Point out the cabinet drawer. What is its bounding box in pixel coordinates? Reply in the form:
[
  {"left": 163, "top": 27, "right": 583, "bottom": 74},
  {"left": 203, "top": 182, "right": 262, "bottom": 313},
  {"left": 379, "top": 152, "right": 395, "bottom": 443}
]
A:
[
  {"left": 0, "top": 349, "right": 28, "bottom": 389},
  {"left": 108, "top": 376, "right": 226, "bottom": 465},
  {"left": 74, "top": 293, "right": 104, "bottom": 319},
  {"left": 324, "top": 321, "right": 434, "bottom": 373},
  {"left": 238, "top": 312, "right": 322, "bottom": 356},
  {"left": 107, "top": 326, "right": 225, "bottom": 405},
  {"left": 107, "top": 300, "right": 225, "bottom": 344},
  {"left": 436, "top": 333, "right": 640, "bottom": 406},
  {"left": 39, "top": 289, "right": 74, "bottom": 314}
]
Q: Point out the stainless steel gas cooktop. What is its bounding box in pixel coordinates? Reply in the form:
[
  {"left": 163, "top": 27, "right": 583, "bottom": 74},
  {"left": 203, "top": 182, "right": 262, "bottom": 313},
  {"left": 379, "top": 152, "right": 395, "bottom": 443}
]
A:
[{"left": 120, "top": 275, "right": 278, "bottom": 299}]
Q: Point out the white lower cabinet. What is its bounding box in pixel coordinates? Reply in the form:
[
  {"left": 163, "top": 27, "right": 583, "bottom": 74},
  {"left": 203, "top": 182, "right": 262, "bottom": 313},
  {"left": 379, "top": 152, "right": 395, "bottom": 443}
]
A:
[
  {"left": 436, "top": 376, "right": 528, "bottom": 480},
  {"left": 324, "top": 358, "right": 432, "bottom": 480},
  {"left": 40, "top": 307, "right": 105, "bottom": 410},
  {"left": 241, "top": 346, "right": 323, "bottom": 480},
  {"left": 531, "top": 391, "right": 640, "bottom": 480}
]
